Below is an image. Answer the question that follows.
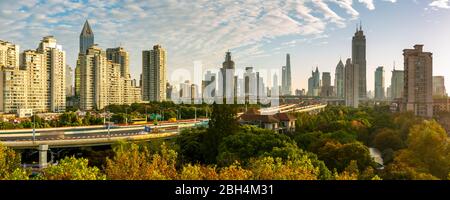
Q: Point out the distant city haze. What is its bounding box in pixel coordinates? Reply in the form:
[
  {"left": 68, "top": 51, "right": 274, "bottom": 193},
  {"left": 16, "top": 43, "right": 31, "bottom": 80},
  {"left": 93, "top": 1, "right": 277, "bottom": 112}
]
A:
[{"left": 1, "top": 0, "right": 450, "bottom": 91}]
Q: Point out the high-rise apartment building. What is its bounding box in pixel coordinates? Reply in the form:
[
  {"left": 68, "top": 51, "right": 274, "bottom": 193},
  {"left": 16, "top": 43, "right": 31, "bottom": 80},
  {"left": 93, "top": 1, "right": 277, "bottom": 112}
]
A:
[
  {"left": 21, "top": 50, "right": 47, "bottom": 112},
  {"left": 37, "top": 36, "right": 66, "bottom": 112},
  {"left": 1, "top": 37, "right": 66, "bottom": 113},
  {"left": 79, "top": 44, "right": 140, "bottom": 110},
  {"left": 345, "top": 58, "right": 359, "bottom": 108},
  {"left": 281, "top": 54, "right": 292, "bottom": 95},
  {"left": 0, "top": 40, "right": 20, "bottom": 68},
  {"left": 142, "top": 45, "right": 167, "bottom": 102},
  {"left": 402, "top": 45, "right": 433, "bottom": 118},
  {"left": 106, "top": 47, "right": 129, "bottom": 78},
  {"left": 335, "top": 59, "right": 345, "bottom": 98},
  {"left": 352, "top": 24, "right": 367, "bottom": 99},
  {"left": 79, "top": 45, "right": 108, "bottom": 110},
  {"left": 375, "top": 66, "right": 385, "bottom": 100},
  {"left": 0, "top": 41, "right": 26, "bottom": 113}
]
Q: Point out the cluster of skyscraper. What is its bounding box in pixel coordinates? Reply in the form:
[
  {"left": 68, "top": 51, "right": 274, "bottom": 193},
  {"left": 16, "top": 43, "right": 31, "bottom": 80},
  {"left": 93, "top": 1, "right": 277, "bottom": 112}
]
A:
[
  {"left": 0, "top": 20, "right": 445, "bottom": 118},
  {"left": 75, "top": 21, "right": 142, "bottom": 111},
  {"left": 306, "top": 24, "right": 367, "bottom": 107},
  {"left": 305, "top": 24, "right": 437, "bottom": 118},
  {"left": 0, "top": 20, "right": 170, "bottom": 114}
]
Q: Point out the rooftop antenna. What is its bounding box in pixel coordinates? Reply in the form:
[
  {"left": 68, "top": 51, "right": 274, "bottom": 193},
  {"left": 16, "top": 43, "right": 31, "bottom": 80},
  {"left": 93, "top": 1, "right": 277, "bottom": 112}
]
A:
[
  {"left": 360, "top": 20, "right": 362, "bottom": 31},
  {"left": 393, "top": 61, "right": 396, "bottom": 70}
]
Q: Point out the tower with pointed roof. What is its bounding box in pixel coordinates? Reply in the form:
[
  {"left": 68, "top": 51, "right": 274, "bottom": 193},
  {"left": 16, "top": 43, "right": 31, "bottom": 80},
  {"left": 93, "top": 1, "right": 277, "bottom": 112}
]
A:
[
  {"left": 352, "top": 22, "right": 367, "bottom": 99},
  {"left": 76, "top": 20, "right": 94, "bottom": 97},
  {"left": 80, "top": 20, "right": 94, "bottom": 55}
]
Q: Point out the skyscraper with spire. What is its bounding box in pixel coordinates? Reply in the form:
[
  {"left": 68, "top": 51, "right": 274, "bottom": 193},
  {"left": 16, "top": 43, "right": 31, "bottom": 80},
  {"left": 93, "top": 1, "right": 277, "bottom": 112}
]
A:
[
  {"left": 76, "top": 20, "right": 94, "bottom": 97},
  {"left": 79, "top": 20, "right": 94, "bottom": 55},
  {"left": 352, "top": 22, "right": 367, "bottom": 99},
  {"left": 281, "top": 54, "right": 292, "bottom": 95}
]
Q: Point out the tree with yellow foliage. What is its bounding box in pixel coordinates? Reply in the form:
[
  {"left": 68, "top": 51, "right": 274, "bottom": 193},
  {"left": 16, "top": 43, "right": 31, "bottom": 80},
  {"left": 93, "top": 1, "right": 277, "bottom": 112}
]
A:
[
  {"left": 249, "top": 156, "right": 319, "bottom": 180},
  {"left": 0, "top": 144, "right": 30, "bottom": 180},
  {"left": 41, "top": 156, "right": 105, "bottom": 180},
  {"left": 105, "top": 142, "right": 177, "bottom": 180}
]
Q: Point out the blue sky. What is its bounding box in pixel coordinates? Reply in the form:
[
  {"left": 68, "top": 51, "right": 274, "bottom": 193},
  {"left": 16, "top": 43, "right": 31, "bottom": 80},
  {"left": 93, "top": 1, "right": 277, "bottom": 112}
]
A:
[{"left": 1, "top": 0, "right": 450, "bottom": 93}]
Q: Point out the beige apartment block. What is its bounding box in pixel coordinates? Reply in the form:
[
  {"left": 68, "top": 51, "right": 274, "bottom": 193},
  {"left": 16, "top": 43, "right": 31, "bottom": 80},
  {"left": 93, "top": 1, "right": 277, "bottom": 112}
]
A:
[
  {"left": 79, "top": 45, "right": 141, "bottom": 111},
  {"left": 38, "top": 36, "right": 66, "bottom": 112},
  {"left": 142, "top": 45, "right": 167, "bottom": 102},
  {"left": 21, "top": 50, "right": 48, "bottom": 112}
]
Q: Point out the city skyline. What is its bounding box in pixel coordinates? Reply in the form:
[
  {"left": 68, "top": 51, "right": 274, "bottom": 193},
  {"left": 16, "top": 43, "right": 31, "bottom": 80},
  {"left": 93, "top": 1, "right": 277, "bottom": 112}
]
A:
[{"left": 1, "top": 0, "right": 450, "bottom": 92}]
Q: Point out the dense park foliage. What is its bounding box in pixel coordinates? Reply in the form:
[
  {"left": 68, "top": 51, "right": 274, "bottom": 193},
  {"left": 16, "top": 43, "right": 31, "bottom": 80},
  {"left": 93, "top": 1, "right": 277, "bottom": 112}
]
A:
[{"left": 0, "top": 104, "right": 449, "bottom": 180}]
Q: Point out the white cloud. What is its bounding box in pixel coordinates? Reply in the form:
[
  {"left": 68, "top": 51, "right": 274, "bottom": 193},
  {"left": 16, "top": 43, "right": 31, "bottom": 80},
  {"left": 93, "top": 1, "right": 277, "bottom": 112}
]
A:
[
  {"left": 359, "top": 0, "right": 376, "bottom": 10},
  {"left": 430, "top": 0, "right": 450, "bottom": 9}
]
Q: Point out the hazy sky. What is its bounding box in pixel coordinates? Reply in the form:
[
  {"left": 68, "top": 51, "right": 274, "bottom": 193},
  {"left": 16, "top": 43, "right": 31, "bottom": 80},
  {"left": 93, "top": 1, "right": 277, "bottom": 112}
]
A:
[{"left": 1, "top": 0, "right": 450, "bottom": 93}]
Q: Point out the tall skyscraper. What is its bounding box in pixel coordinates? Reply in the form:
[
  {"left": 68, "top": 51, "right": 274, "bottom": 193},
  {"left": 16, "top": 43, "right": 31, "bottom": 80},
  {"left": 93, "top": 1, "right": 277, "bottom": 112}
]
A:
[
  {"left": 219, "top": 51, "right": 235, "bottom": 99},
  {"left": 391, "top": 68, "right": 404, "bottom": 100},
  {"left": 76, "top": 20, "right": 94, "bottom": 98},
  {"left": 106, "top": 47, "right": 129, "bottom": 78},
  {"left": 433, "top": 76, "right": 447, "bottom": 97},
  {"left": 142, "top": 45, "right": 167, "bottom": 102},
  {"left": 307, "top": 67, "right": 321, "bottom": 96},
  {"left": 402, "top": 45, "right": 433, "bottom": 118},
  {"left": 281, "top": 54, "right": 292, "bottom": 95},
  {"left": 244, "top": 67, "right": 257, "bottom": 102},
  {"left": 335, "top": 59, "right": 345, "bottom": 98},
  {"left": 79, "top": 20, "right": 94, "bottom": 55},
  {"left": 66, "top": 65, "right": 74, "bottom": 97},
  {"left": 271, "top": 73, "right": 279, "bottom": 96},
  {"left": 321, "top": 72, "right": 333, "bottom": 97},
  {"left": 37, "top": 36, "right": 66, "bottom": 112},
  {"left": 345, "top": 58, "right": 359, "bottom": 108},
  {"left": 374, "top": 66, "right": 385, "bottom": 100},
  {"left": 352, "top": 23, "right": 367, "bottom": 99}
]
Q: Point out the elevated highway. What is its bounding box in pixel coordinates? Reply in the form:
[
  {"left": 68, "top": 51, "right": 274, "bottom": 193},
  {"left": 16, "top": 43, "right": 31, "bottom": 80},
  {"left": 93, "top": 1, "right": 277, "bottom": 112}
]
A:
[{"left": 0, "top": 120, "right": 205, "bottom": 149}]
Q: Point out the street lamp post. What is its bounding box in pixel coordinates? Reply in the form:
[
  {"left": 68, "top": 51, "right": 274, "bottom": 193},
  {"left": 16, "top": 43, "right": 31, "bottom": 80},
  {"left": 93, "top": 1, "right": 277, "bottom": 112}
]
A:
[
  {"left": 194, "top": 107, "right": 197, "bottom": 122},
  {"left": 32, "top": 111, "right": 36, "bottom": 144},
  {"left": 145, "top": 107, "right": 148, "bottom": 123},
  {"left": 125, "top": 108, "right": 128, "bottom": 126}
]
